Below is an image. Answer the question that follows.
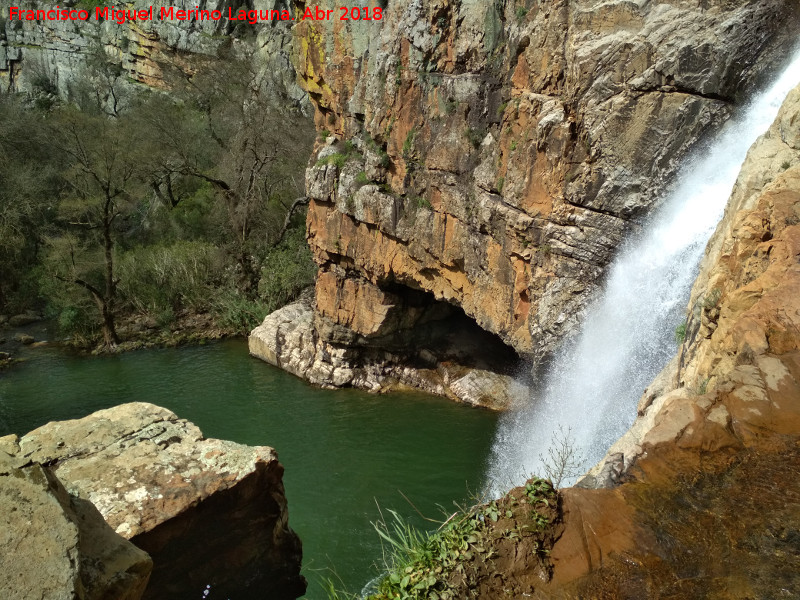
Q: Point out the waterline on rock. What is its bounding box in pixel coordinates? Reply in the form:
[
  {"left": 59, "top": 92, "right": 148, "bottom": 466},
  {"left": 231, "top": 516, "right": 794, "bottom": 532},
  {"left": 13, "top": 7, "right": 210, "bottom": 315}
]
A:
[{"left": 485, "top": 51, "right": 800, "bottom": 495}]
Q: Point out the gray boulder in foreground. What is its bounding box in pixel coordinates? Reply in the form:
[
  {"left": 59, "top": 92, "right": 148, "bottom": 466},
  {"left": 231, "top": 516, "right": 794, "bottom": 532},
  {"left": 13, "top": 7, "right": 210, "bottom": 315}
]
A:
[
  {"left": 3, "top": 402, "right": 306, "bottom": 600},
  {"left": 0, "top": 442, "right": 152, "bottom": 600}
]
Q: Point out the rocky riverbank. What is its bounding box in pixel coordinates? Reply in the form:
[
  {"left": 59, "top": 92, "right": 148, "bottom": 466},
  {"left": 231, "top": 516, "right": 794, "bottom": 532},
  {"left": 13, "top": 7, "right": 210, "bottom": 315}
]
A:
[{"left": 1, "top": 403, "right": 306, "bottom": 600}]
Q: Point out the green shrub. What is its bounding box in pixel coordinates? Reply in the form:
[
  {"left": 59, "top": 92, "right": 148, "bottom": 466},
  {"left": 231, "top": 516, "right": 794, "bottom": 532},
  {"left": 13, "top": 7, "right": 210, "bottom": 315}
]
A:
[
  {"left": 415, "top": 196, "right": 432, "bottom": 210},
  {"left": 675, "top": 322, "right": 686, "bottom": 344},
  {"left": 316, "top": 152, "right": 348, "bottom": 168},
  {"left": 257, "top": 228, "right": 317, "bottom": 314},
  {"left": 702, "top": 288, "right": 722, "bottom": 310},
  {"left": 116, "top": 241, "right": 225, "bottom": 316},
  {"left": 464, "top": 127, "right": 483, "bottom": 149},
  {"left": 213, "top": 291, "right": 272, "bottom": 334},
  {"left": 364, "top": 478, "right": 557, "bottom": 600},
  {"left": 402, "top": 128, "right": 417, "bottom": 158}
]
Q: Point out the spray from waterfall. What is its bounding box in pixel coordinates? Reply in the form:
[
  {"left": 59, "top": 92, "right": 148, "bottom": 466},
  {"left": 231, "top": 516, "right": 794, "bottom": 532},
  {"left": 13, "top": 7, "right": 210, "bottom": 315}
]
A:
[{"left": 485, "top": 52, "right": 800, "bottom": 494}]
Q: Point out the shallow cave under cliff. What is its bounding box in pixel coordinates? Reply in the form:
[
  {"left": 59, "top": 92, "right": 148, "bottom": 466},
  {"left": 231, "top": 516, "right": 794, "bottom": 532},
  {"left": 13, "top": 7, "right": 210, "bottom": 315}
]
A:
[{"left": 377, "top": 283, "right": 524, "bottom": 378}]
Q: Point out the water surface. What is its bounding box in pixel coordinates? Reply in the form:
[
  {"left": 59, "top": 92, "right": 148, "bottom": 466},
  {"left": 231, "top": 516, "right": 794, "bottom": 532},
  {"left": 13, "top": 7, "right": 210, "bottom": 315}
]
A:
[{"left": 0, "top": 339, "right": 498, "bottom": 598}]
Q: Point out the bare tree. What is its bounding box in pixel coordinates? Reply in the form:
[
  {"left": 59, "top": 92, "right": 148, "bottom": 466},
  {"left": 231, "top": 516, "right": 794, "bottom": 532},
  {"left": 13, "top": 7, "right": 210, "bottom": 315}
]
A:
[
  {"left": 46, "top": 107, "right": 144, "bottom": 348},
  {"left": 539, "top": 425, "right": 588, "bottom": 488},
  {"left": 136, "top": 55, "right": 314, "bottom": 294}
]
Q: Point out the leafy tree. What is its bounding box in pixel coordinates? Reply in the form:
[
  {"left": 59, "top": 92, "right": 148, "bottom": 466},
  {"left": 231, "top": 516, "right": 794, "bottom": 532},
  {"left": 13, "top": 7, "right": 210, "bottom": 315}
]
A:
[{"left": 0, "top": 96, "right": 59, "bottom": 312}]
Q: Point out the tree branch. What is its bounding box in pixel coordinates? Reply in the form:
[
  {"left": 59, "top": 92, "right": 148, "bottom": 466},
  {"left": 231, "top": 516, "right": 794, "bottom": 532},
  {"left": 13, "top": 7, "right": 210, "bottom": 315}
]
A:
[{"left": 272, "top": 196, "right": 308, "bottom": 247}]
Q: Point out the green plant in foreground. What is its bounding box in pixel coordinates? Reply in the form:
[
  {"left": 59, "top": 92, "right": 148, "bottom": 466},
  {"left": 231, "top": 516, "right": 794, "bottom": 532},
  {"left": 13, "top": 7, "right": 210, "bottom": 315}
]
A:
[
  {"left": 675, "top": 322, "right": 687, "bottom": 344},
  {"left": 370, "top": 508, "right": 486, "bottom": 600},
  {"left": 361, "top": 479, "right": 557, "bottom": 600}
]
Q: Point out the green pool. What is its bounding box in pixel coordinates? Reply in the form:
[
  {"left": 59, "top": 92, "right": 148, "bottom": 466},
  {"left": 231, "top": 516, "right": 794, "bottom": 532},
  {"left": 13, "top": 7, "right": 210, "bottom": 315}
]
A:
[{"left": 0, "top": 338, "right": 498, "bottom": 598}]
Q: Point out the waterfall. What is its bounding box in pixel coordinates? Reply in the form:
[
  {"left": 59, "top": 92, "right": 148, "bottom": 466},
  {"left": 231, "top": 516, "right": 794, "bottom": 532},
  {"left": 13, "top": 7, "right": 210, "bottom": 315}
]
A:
[{"left": 485, "top": 52, "right": 800, "bottom": 494}]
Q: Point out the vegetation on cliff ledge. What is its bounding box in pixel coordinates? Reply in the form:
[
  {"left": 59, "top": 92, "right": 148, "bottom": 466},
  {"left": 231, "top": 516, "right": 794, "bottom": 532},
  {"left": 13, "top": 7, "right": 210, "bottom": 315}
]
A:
[{"left": 328, "top": 479, "right": 561, "bottom": 600}]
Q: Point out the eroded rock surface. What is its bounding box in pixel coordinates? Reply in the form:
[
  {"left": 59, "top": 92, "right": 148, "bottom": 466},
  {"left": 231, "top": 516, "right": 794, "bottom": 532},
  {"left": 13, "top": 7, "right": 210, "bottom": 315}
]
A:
[
  {"left": 0, "top": 441, "right": 152, "bottom": 600},
  {"left": 0, "top": 0, "right": 305, "bottom": 107},
  {"left": 532, "top": 79, "right": 800, "bottom": 597},
  {"left": 250, "top": 294, "right": 527, "bottom": 409},
  {"left": 14, "top": 403, "right": 306, "bottom": 600},
  {"left": 264, "top": 0, "right": 800, "bottom": 394}
]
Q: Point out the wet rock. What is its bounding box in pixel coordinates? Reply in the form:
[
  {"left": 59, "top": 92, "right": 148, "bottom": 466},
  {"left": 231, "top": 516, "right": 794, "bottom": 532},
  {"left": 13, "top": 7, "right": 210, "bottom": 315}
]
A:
[
  {"left": 17, "top": 403, "right": 306, "bottom": 600},
  {"left": 13, "top": 333, "right": 34, "bottom": 345},
  {"left": 0, "top": 453, "right": 152, "bottom": 600},
  {"left": 9, "top": 313, "right": 40, "bottom": 327}
]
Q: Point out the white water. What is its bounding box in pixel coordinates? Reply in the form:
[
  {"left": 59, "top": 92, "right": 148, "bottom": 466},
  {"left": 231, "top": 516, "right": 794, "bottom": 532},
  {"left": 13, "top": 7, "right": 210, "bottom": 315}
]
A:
[{"left": 485, "top": 52, "right": 800, "bottom": 494}]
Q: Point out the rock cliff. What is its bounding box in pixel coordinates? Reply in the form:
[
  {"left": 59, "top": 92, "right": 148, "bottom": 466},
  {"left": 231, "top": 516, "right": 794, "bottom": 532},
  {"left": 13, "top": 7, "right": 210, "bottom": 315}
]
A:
[
  {"left": 6, "top": 403, "right": 306, "bottom": 600},
  {"left": 537, "top": 77, "right": 800, "bottom": 597},
  {"left": 255, "top": 0, "right": 800, "bottom": 398},
  {"left": 360, "top": 72, "right": 800, "bottom": 600},
  {"left": 0, "top": 0, "right": 304, "bottom": 105}
]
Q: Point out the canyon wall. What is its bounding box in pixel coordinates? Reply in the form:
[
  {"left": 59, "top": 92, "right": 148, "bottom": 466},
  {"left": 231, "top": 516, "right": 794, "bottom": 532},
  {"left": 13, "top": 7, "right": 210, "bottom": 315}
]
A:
[
  {"left": 258, "top": 0, "right": 800, "bottom": 397},
  {"left": 361, "top": 73, "right": 800, "bottom": 600},
  {"left": 538, "top": 76, "right": 800, "bottom": 598},
  {"left": 0, "top": 0, "right": 305, "bottom": 106}
]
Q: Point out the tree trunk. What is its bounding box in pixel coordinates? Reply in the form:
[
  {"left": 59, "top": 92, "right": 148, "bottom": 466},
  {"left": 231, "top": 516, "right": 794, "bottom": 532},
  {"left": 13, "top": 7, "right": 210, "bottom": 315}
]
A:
[
  {"left": 101, "top": 193, "right": 119, "bottom": 348},
  {"left": 101, "top": 300, "right": 119, "bottom": 348}
]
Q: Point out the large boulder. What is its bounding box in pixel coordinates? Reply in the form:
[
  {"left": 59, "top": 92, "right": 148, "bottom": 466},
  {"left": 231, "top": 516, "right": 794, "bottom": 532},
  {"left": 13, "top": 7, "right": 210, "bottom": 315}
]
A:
[
  {"left": 14, "top": 403, "right": 306, "bottom": 600},
  {"left": 0, "top": 440, "right": 152, "bottom": 600}
]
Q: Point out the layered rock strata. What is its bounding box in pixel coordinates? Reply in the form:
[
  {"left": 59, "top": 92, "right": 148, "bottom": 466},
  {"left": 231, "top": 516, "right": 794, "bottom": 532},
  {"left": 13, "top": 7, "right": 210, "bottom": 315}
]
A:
[
  {"left": 7, "top": 403, "right": 306, "bottom": 600},
  {"left": 0, "top": 437, "right": 152, "bottom": 600},
  {"left": 528, "top": 79, "right": 800, "bottom": 597},
  {"left": 257, "top": 0, "right": 800, "bottom": 395}
]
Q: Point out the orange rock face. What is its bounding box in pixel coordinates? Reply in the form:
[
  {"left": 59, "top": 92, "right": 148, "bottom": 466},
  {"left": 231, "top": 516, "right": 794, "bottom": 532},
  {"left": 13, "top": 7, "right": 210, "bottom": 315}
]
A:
[
  {"left": 289, "top": 0, "right": 800, "bottom": 392},
  {"left": 528, "top": 82, "right": 800, "bottom": 598}
]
